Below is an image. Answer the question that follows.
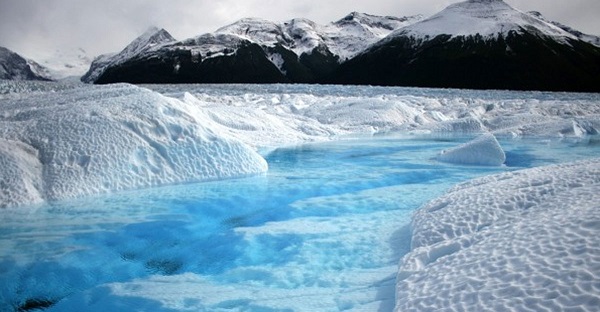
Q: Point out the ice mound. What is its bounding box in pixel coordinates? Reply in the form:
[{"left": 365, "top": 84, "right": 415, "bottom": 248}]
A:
[
  {"left": 395, "top": 158, "right": 600, "bottom": 311},
  {"left": 0, "top": 84, "right": 267, "bottom": 207},
  {"left": 437, "top": 133, "right": 506, "bottom": 166}
]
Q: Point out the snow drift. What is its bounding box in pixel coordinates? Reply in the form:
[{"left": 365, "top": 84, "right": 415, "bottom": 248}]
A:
[
  {"left": 396, "top": 158, "right": 600, "bottom": 311},
  {"left": 0, "top": 84, "right": 267, "bottom": 207}
]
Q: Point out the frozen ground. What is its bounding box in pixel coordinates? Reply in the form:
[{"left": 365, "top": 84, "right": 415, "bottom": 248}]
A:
[{"left": 1, "top": 81, "right": 600, "bottom": 311}]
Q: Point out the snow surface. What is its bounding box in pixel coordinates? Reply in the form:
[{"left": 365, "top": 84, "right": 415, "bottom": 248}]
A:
[
  {"left": 397, "top": 158, "right": 600, "bottom": 311},
  {"left": 437, "top": 133, "right": 506, "bottom": 166},
  {"left": 0, "top": 83, "right": 267, "bottom": 207},
  {"left": 389, "top": 0, "right": 578, "bottom": 43}
]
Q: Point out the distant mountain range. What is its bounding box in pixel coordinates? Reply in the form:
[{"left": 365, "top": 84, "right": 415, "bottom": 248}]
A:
[
  {"left": 81, "top": 12, "right": 422, "bottom": 85},
  {"left": 2, "top": 0, "right": 600, "bottom": 92}
]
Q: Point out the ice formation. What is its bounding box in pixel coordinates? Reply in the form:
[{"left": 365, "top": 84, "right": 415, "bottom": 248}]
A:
[
  {"left": 437, "top": 133, "right": 506, "bottom": 166},
  {"left": 396, "top": 158, "right": 600, "bottom": 311},
  {"left": 0, "top": 83, "right": 267, "bottom": 207},
  {"left": 2, "top": 81, "right": 600, "bottom": 208}
]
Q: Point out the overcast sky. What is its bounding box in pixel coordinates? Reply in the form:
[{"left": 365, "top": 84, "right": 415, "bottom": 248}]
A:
[{"left": 1, "top": 0, "right": 598, "bottom": 60}]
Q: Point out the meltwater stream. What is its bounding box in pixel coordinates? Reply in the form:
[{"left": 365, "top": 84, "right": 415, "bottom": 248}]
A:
[{"left": 1, "top": 135, "right": 599, "bottom": 311}]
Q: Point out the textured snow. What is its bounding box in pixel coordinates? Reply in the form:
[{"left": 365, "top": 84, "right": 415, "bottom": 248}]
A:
[
  {"left": 389, "top": 0, "right": 578, "bottom": 43},
  {"left": 396, "top": 158, "right": 600, "bottom": 311},
  {"left": 2, "top": 82, "right": 600, "bottom": 208},
  {"left": 0, "top": 83, "right": 267, "bottom": 207},
  {"left": 147, "top": 84, "right": 600, "bottom": 150},
  {"left": 437, "top": 133, "right": 506, "bottom": 166}
]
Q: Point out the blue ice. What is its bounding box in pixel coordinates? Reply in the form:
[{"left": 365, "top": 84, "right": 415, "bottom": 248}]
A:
[{"left": 1, "top": 135, "right": 599, "bottom": 311}]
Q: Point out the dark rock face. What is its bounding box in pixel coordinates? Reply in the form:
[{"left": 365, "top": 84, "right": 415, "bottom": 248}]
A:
[
  {"left": 329, "top": 31, "right": 600, "bottom": 92},
  {"left": 95, "top": 42, "right": 287, "bottom": 84},
  {"left": 0, "top": 47, "right": 51, "bottom": 81}
]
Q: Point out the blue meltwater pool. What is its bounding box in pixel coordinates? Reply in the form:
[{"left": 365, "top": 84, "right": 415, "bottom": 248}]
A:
[{"left": 1, "top": 135, "right": 599, "bottom": 311}]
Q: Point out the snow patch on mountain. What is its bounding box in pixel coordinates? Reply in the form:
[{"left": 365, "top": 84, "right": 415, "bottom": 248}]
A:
[
  {"left": 214, "top": 13, "right": 423, "bottom": 61},
  {"left": 527, "top": 11, "right": 600, "bottom": 47},
  {"left": 389, "top": 0, "right": 578, "bottom": 43}
]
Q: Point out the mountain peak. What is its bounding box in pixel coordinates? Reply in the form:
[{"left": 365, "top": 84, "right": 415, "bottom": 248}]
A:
[
  {"left": 390, "top": 0, "right": 575, "bottom": 41},
  {"left": 117, "top": 27, "right": 175, "bottom": 59}
]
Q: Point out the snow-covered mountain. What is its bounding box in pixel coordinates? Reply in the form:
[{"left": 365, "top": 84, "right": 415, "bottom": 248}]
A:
[
  {"left": 0, "top": 47, "right": 52, "bottom": 81},
  {"left": 83, "top": 2, "right": 599, "bottom": 91},
  {"left": 388, "top": 0, "right": 577, "bottom": 42},
  {"left": 332, "top": 0, "right": 600, "bottom": 92},
  {"left": 81, "top": 27, "right": 176, "bottom": 83},
  {"left": 84, "top": 13, "right": 422, "bottom": 84}
]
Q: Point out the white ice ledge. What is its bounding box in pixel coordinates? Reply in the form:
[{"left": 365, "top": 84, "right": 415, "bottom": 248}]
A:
[
  {"left": 396, "top": 158, "right": 600, "bottom": 311},
  {"left": 0, "top": 84, "right": 268, "bottom": 208}
]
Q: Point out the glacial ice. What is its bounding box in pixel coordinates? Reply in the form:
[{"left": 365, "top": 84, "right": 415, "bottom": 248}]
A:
[
  {"left": 0, "top": 83, "right": 267, "bottom": 207},
  {"left": 396, "top": 158, "right": 600, "bottom": 311},
  {"left": 437, "top": 133, "right": 506, "bottom": 166},
  {"left": 2, "top": 81, "right": 600, "bottom": 207},
  {"left": 2, "top": 81, "right": 600, "bottom": 311}
]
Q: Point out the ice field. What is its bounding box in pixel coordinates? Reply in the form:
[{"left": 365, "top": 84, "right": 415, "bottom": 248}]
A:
[{"left": 1, "top": 81, "right": 600, "bottom": 311}]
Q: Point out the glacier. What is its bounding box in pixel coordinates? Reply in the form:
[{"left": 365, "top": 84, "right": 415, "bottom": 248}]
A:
[
  {"left": 0, "top": 83, "right": 268, "bottom": 207},
  {"left": 1, "top": 80, "right": 600, "bottom": 311},
  {"left": 2, "top": 81, "right": 600, "bottom": 207}
]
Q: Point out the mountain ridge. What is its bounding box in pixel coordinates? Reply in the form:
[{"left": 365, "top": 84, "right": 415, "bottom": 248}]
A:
[
  {"left": 330, "top": 0, "right": 600, "bottom": 92},
  {"left": 81, "top": 2, "right": 600, "bottom": 92},
  {"left": 84, "top": 12, "right": 422, "bottom": 84}
]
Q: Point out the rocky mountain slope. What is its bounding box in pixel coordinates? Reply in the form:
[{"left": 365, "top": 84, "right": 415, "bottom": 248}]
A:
[
  {"left": 331, "top": 0, "right": 600, "bottom": 92},
  {"left": 0, "top": 47, "right": 52, "bottom": 81},
  {"left": 83, "top": 1, "right": 600, "bottom": 92},
  {"left": 83, "top": 13, "right": 422, "bottom": 84}
]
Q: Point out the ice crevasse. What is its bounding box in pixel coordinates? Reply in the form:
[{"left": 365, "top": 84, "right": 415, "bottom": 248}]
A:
[{"left": 0, "top": 84, "right": 268, "bottom": 208}]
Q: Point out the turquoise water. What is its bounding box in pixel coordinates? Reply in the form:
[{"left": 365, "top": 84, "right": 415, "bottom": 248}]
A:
[{"left": 1, "top": 135, "right": 599, "bottom": 311}]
